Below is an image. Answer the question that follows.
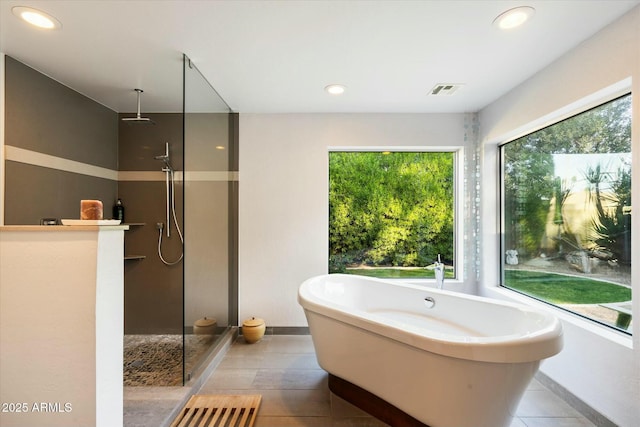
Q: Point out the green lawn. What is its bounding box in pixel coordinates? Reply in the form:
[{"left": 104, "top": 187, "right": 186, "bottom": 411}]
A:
[
  {"left": 504, "top": 270, "right": 631, "bottom": 304},
  {"left": 340, "top": 268, "right": 631, "bottom": 306},
  {"left": 344, "top": 268, "right": 455, "bottom": 279}
]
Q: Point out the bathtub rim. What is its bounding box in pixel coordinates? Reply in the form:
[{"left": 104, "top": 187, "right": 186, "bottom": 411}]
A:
[{"left": 299, "top": 273, "right": 563, "bottom": 363}]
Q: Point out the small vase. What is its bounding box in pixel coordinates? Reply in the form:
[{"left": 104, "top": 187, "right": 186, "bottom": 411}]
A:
[
  {"left": 242, "top": 317, "right": 266, "bottom": 343},
  {"left": 193, "top": 317, "right": 216, "bottom": 335}
]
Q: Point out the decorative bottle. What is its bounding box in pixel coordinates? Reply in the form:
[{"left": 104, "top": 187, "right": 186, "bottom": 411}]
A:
[{"left": 113, "top": 198, "right": 125, "bottom": 223}]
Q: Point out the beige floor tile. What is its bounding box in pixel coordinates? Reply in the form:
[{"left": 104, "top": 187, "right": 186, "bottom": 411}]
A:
[
  {"left": 255, "top": 416, "right": 331, "bottom": 426},
  {"left": 264, "top": 335, "right": 316, "bottom": 353},
  {"left": 257, "top": 389, "right": 332, "bottom": 417},
  {"left": 227, "top": 336, "right": 273, "bottom": 355},
  {"left": 252, "top": 368, "right": 328, "bottom": 390},
  {"left": 124, "top": 385, "right": 188, "bottom": 400},
  {"left": 330, "top": 393, "right": 370, "bottom": 418},
  {"left": 200, "top": 368, "right": 258, "bottom": 390},
  {"left": 260, "top": 353, "right": 322, "bottom": 369},
  {"left": 519, "top": 418, "right": 596, "bottom": 427},
  {"left": 123, "top": 399, "right": 181, "bottom": 427},
  {"left": 517, "top": 390, "right": 583, "bottom": 418},
  {"left": 217, "top": 353, "right": 265, "bottom": 369}
]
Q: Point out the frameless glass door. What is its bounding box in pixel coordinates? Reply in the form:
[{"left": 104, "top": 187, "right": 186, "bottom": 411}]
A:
[{"left": 182, "top": 54, "right": 238, "bottom": 382}]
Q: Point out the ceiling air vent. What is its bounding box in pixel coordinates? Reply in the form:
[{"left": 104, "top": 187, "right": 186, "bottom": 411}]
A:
[{"left": 430, "top": 83, "right": 464, "bottom": 96}]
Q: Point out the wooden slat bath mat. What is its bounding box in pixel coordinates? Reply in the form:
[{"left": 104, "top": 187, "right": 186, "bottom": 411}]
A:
[{"left": 170, "top": 394, "right": 262, "bottom": 427}]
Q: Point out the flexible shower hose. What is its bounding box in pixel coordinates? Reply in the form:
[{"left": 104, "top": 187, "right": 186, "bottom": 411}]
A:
[{"left": 158, "top": 167, "right": 183, "bottom": 265}]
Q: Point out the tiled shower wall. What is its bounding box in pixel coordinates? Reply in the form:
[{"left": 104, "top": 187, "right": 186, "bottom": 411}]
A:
[
  {"left": 3, "top": 56, "right": 117, "bottom": 224},
  {"left": 118, "top": 113, "right": 185, "bottom": 334}
]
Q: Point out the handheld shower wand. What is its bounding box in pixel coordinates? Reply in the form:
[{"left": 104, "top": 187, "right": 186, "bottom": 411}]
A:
[
  {"left": 155, "top": 142, "right": 172, "bottom": 236},
  {"left": 155, "top": 142, "right": 183, "bottom": 265}
]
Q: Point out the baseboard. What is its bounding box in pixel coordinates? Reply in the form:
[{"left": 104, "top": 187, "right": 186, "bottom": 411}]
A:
[
  {"left": 267, "top": 326, "right": 310, "bottom": 335},
  {"left": 124, "top": 328, "right": 183, "bottom": 335},
  {"left": 239, "top": 326, "right": 310, "bottom": 335},
  {"left": 535, "top": 371, "right": 617, "bottom": 427}
]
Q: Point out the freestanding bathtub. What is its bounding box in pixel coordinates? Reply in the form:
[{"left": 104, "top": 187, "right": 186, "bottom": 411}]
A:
[{"left": 298, "top": 274, "right": 563, "bottom": 427}]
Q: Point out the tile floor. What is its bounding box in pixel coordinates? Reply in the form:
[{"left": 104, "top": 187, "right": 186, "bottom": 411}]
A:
[{"left": 125, "top": 334, "right": 597, "bottom": 427}]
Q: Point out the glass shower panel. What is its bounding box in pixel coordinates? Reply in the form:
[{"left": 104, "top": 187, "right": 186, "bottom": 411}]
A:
[{"left": 182, "top": 55, "right": 236, "bottom": 382}]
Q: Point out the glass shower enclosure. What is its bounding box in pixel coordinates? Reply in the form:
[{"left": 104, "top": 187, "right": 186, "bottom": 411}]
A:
[
  {"left": 183, "top": 54, "right": 238, "bottom": 383},
  {"left": 120, "top": 55, "right": 236, "bottom": 387}
]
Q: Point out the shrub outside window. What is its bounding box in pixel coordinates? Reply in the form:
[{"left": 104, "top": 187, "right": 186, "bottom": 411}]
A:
[
  {"left": 329, "top": 151, "right": 456, "bottom": 280},
  {"left": 501, "top": 94, "right": 632, "bottom": 333}
]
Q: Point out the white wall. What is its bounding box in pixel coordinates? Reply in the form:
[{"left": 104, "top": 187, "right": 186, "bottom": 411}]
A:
[
  {"left": 0, "top": 227, "right": 124, "bottom": 427},
  {"left": 479, "top": 6, "right": 639, "bottom": 426},
  {"left": 239, "top": 113, "right": 471, "bottom": 326}
]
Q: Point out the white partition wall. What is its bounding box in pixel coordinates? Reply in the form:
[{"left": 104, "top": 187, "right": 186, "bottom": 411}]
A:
[{"left": 0, "top": 226, "right": 126, "bottom": 427}]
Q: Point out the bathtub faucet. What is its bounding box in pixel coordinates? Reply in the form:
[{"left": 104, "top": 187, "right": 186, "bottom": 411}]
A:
[{"left": 434, "top": 254, "right": 444, "bottom": 289}]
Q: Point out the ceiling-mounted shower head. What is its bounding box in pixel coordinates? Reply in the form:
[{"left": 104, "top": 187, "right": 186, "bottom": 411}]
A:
[{"left": 121, "top": 88, "right": 155, "bottom": 125}]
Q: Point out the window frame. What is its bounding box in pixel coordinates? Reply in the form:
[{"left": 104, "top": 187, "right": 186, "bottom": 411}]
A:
[
  {"left": 327, "top": 146, "right": 465, "bottom": 284},
  {"left": 498, "top": 92, "right": 633, "bottom": 334}
]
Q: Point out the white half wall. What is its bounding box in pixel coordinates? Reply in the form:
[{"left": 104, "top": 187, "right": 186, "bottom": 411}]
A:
[
  {"left": 479, "top": 6, "right": 639, "bottom": 426},
  {"left": 0, "top": 53, "right": 5, "bottom": 226},
  {"left": 239, "top": 113, "right": 469, "bottom": 326},
  {"left": 0, "top": 226, "right": 125, "bottom": 427}
]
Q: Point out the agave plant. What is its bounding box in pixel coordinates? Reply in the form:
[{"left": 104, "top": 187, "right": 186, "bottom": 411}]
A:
[{"left": 586, "top": 163, "right": 632, "bottom": 265}]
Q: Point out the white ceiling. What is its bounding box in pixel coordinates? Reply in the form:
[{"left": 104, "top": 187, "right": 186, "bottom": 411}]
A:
[{"left": 1, "top": 0, "right": 638, "bottom": 114}]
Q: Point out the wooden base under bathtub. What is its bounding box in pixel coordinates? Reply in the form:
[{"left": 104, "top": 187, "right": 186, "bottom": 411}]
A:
[{"left": 328, "top": 374, "right": 430, "bottom": 427}]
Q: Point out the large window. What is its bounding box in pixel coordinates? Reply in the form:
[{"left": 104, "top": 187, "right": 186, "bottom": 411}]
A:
[
  {"left": 329, "top": 151, "right": 455, "bottom": 279},
  {"left": 501, "top": 94, "right": 632, "bottom": 333}
]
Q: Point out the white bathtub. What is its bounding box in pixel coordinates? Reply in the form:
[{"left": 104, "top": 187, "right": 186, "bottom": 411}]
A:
[{"left": 298, "top": 274, "right": 563, "bottom": 427}]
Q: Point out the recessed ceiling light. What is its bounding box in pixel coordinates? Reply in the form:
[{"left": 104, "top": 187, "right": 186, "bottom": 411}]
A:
[
  {"left": 325, "top": 84, "right": 346, "bottom": 95},
  {"left": 215, "top": 145, "right": 226, "bottom": 150},
  {"left": 12, "top": 6, "right": 62, "bottom": 30},
  {"left": 493, "top": 6, "right": 535, "bottom": 30}
]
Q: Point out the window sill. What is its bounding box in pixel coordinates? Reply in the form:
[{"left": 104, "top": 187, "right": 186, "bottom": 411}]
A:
[
  {"left": 393, "top": 277, "right": 464, "bottom": 286},
  {"left": 485, "top": 286, "right": 633, "bottom": 348}
]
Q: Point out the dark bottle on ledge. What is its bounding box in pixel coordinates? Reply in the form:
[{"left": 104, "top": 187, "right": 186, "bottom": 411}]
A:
[{"left": 113, "top": 198, "right": 125, "bottom": 223}]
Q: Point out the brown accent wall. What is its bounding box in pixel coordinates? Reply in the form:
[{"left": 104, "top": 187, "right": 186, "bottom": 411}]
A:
[
  {"left": 4, "top": 162, "right": 116, "bottom": 224},
  {"left": 119, "top": 113, "right": 184, "bottom": 334},
  {"left": 5, "top": 57, "right": 117, "bottom": 166},
  {"left": 4, "top": 56, "right": 118, "bottom": 225},
  {"left": 3, "top": 56, "right": 118, "bottom": 224}
]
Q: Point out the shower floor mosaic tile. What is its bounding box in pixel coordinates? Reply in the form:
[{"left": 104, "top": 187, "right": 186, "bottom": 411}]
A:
[{"left": 124, "top": 334, "right": 216, "bottom": 386}]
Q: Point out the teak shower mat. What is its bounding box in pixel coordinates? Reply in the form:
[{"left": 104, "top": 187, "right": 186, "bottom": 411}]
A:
[{"left": 170, "top": 394, "right": 262, "bottom": 427}]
